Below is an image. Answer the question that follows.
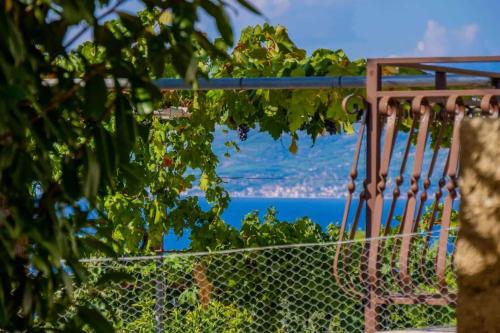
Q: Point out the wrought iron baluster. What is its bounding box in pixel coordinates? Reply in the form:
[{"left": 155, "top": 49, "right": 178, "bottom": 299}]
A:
[
  {"left": 387, "top": 111, "right": 417, "bottom": 288},
  {"left": 343, "top": 182, "right": 369, "bottom": 295},
  {"left": 333, "top": 95, "right": 367, "bottom": 297},
  {"left": 418, "top": 116, "right": 452, "bottom": 280},
  {"left": 371, "top": 98, "right": 400, "bottom": 296},
  {"left": 413, "top": 105, "right": 444, "bottom": 234},
  {"left": 435, "top": 95, "right": 464, "bottom": 293},
  {"left": 399, "top": 97, "right": 432, "bottom": 293},
  {"left": 375, "top": 97, "right": 400, "bottom": 237}
]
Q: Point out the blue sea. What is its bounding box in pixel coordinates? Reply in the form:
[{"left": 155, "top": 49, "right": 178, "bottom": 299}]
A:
[{"left": 163, "top": 197, "right": 417, "bottom": 250}]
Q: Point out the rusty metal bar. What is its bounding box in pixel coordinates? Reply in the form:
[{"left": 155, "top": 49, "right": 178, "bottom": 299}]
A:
[
  {"left": 435, "top": 96, "right": 465, "bottom": 293},
  {"left": 383, "top": 117, "right": 416, "bottom": 237},
  {"left": 373, "top": 99, "right": 402, "bottom": 297},
  {"left": 435, "top": 71, "right": 447, "bottom": 89},
  {"left": 332, "top": 56, "right": 500, "bottom": 332},
  {"left": 413, "top": 110, "right": 445, "bottom": 234},
  {"left": 375, "top": 98, "right": 400, "bottom": 235},
  {"left": 418, "top": 127, "right": 452, "bottom": 286},
  {"left": 333, "top": 96, "right": 367, "bottom": 297},
  {"left": 396, "top": 63, "right": 500, "bottom": 78},
  {"left": 377, "top": 88, "right": 500, "bottom": 98},
  {"left": 368, "top": 55, "right": 500, "bottom": 64},
  {"left": 364, "top": 59, "right": 382, "bottom": 333},
  {"left": 398, "top": 97, "right": 432, "bottom": 293}
]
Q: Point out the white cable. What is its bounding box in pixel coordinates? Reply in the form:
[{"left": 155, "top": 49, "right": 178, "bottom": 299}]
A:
[{"left": 80, "top": 227, "right": 458, "bottom": 263}]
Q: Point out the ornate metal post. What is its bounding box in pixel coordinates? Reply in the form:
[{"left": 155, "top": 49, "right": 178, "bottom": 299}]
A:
[{"left": 364, "top": 59, "right": 382, "bottom": 333}]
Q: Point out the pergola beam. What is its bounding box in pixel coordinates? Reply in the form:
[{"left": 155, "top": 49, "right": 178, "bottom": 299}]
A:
[
  {"left": 43, "top": 74, "right": 493, "bottom": 91},
  {"left": 153, "top": 74, "right": 491, "bottom": 91}
]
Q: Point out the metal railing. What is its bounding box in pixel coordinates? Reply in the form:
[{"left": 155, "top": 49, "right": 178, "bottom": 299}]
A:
[{"left": 334, "top": 56, "right": 500, "bottom": 332}]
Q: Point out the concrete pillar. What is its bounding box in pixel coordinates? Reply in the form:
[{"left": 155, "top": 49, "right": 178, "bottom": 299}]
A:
[{"left": 455, "top": 119, "right": 500, "bottom": 333}]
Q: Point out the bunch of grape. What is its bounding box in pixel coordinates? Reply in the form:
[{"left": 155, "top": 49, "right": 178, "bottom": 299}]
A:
[
  {"left": 325, "top": 120, "right": 338, "bottom": 135},
  {"left": 237, "top": 124, "right": 250, "bottom": 141}
]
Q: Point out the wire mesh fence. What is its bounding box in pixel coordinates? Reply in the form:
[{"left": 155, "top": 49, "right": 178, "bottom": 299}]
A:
[{"left": 74, "top": 230, "right": 457, "bottom": 333}]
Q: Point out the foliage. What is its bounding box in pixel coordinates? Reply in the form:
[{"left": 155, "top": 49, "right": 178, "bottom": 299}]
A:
[
  {"left": 162, "top": 301, "right": 253, "bottom": 333},
  {"left": 191, "top": 208, "right": 332, "bottom": 251},
  {"left": 99, "top": 23, "right": 372, "bottom": 256},
  {"left": 97, "top": 23, "right": 428, "bottom": 257},
  {"left": 165, "top": 24, "right": 367, "bottom": 141},
  {"left": 77, "top": 206, "right": 458, "bottom": 332},
  {"left": 0, "top": 0, "right": 259, "bottom": 331}
]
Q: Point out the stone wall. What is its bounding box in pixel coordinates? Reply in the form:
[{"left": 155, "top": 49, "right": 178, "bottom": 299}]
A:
[{"left": 455, "top": 119, "right": 500, "bottom": 333}]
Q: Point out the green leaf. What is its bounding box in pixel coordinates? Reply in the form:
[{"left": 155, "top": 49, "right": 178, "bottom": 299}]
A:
[
  {"left": 178, "top": 288, "right": 198, "bottom": 306},
  {"left": 121, "top": 163, "right": 144, "bottom": 195},
  {"left": 59, "top": 0, "right": 95, "bottom": 24},
  {"left": 21, "top": 281, "right": 33, "bottom": 317},
  {"left": 199, "top": 173, "right": 209, "bottom": 191},
  {"left": 96, "top": 271, "right": 134, "bottom": 287},
  {"left": 132, "top": 83, "right": 160, "bottom": 115},
  {"left": 83, "top": 149, "right": 100, "bottom": 201},
  {"left": 3, "top": 13, "right": 26, "bottom": 64},
  {"left": 288, "top": 91, "right": 315, "bottom": 131},
  {"left": 95, "top": 128, "right": 116, "bottom": 187},
  {"left": 200, "top": 1, "right": 233, "bottom": 45},
  {"left": 77, "top": 307, "right": 115, "bottom": 333},
  {"left": 62, "top": 158, "right": 80, "bottom": 199},
  {"left": 236, "top": 0, "right": 262, "bottom": 15},
  {"left": 194, "top": 32, "right": 228, "bottom": 60},
  {"left": 326, "top": 101, "right": 343, "bottom": 119},
  {"left": 159, "top": 10, "right": 174, "bottom": 25},
  {"left": 290, "top": 66, "right": 305, "bottom": 77},
  {"left": 117, "top": 11, "right": 143, "bottom": 33},
  {"left": 85, "top": 74, "right": 107, "bottom": 121},
  {"left": 94, "top": 25, "right": 122, "bottom": 56},
  {"left": 115, "top": 92, "right": 136, "bottom": 164},
  {"left": 80, "top": 238, "right": 116, "bottom": 258}
]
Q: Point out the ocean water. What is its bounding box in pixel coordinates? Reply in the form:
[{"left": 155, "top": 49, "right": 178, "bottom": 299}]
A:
[{"left": 163, "top": 197, "right": 414, "bottom": 250}]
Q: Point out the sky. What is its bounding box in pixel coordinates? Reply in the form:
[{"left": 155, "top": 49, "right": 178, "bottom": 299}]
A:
[
  {"left": 65, "top": 0, "right": 500, "bottom": 201},
  {"left": 83, "top": 0, "right": 500, "bottom": 60},
  {"left": 100, "top": 0, "right": 500, "bottom": 72},
  {"left": 208, "top": 0, "right": 500, "bottom": 60}
]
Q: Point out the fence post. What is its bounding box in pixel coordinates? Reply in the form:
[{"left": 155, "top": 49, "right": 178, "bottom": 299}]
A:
[
  {"left": 154, "top": 241, "right": 165, "bottom": 333},
  {"left": 364, "top": 59, "right": 382, "bottom": 333}
]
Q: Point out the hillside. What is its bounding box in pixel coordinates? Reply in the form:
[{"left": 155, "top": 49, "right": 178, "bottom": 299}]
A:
[{"left": 211, "top": 125, "right": 449, "bottom": 198}]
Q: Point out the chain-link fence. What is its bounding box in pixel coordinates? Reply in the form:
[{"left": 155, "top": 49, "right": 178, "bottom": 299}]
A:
[{"left": 75, "top": 230, "right": 457, "bottom": 333}]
